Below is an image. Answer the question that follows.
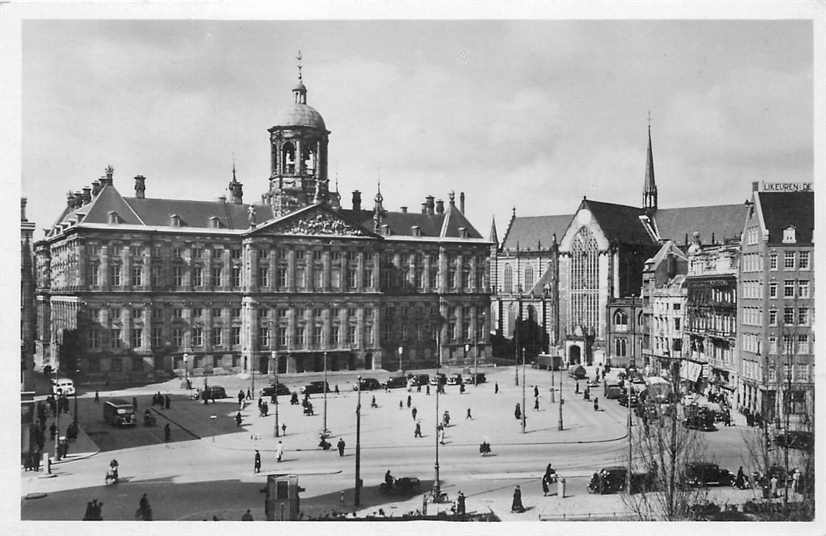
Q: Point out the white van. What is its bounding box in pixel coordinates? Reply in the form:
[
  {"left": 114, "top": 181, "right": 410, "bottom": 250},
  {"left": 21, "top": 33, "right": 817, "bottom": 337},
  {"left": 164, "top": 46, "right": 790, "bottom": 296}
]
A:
[{"left": 52, "top": 378, "right": 76, "bottom": 396}]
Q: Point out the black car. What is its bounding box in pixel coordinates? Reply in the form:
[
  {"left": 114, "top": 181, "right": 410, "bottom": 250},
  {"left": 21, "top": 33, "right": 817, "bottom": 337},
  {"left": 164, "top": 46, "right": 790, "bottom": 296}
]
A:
[
  {"left": 683, "top": 462, "right": 735, "bottom": 487},
  {"left": 429, "top": 373, "right": 447, "bottom": 386},
  {"left": 587, "top": 466, "right": 652, "bottom": 494},
  {"left": 202, "top": 385, "right": 227, "bottom": 399},
  {"left": 683, "top": 406, "right": 716, "bottom": 431},
  {"left": 260, "top": 383, "right": 291, "bottom": 397},
  {"left": 353, "top": 378, "right": 381, "bottom": 391},
  {"left": 301, "top": 381, "right": 331, "bottom": 395},
  {"left": 569, "top": 365, "right": 587, "bottom": 380},
  {"left": 774, "top": 430, "right": 813, "bottom": 452},
  {"left": 407, "top": 373, "right": 430, "bottom": 386},
  {"left": 383, "top": 376, "right": 408, "bottom": 389}
]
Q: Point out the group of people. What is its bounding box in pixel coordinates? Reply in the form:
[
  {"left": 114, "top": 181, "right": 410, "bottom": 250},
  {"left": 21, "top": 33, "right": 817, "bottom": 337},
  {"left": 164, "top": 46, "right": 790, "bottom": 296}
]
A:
[
  {"left": 82, "top": 499, "right": 104, "bottom": 521},
  {"left": 151, "top": 392, "right": 171, "bottom": 409}
]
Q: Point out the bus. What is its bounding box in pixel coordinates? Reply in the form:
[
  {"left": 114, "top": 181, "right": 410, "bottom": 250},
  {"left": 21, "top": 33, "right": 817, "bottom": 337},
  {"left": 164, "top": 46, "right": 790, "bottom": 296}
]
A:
[{"left": 103, "top": 399, "right": 136, "bottom": 427}]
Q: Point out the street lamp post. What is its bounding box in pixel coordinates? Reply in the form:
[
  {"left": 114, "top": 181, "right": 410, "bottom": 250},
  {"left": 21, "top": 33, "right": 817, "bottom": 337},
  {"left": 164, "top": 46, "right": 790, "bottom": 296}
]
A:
[
  {"left": 434, "top": 330, "right": 442, "bottom": 499},
  {"left": 550, "top": 364, "right": 555, "bottom": 403},
  {"left": 397, "top": 346, "right": 404, "bottom": 375},
  {"left": 183, "top": 353, "right": 189, "bottom": 386},
  {"left": 521, "top": 347, "right": 526, "bottom": 433},
  {"left": 354, "top": 374, "right": 362, "bottom": 506},
  {"left": 73, "top": 368, "right": 80, "bottom": 425},
  {"left": 272, "top": 351, "right": 280, "bottom": 438},
  {"left": 251, "top": 353, "right": 255, "bottom": 399},
  {"left": 558, "top": 366, "right": 564, "bottom": 431},
  {"left": 322, "top": 351, "right": 329, "bottom": 436}
]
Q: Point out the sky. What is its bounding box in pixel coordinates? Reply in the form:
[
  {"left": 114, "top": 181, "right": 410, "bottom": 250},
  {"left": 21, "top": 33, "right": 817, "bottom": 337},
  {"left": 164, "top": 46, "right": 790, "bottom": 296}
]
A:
[{"left": 22, "top": 20, "right": 812, "bottom": 240}]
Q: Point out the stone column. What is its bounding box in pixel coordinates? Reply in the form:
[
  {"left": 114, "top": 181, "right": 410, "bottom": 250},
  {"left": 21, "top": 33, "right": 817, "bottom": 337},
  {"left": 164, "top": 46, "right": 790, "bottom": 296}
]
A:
[{"left": 241, "top": 298, "right": 257, "bottom": 374}]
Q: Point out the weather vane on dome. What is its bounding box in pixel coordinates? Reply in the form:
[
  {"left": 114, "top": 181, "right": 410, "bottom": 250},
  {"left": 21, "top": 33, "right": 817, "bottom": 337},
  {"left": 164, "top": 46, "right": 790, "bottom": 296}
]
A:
[
  {"left": 296, "top": 50, "right": 303, "bottom": 81},
  {"left": 647, "top": 110, "right": 653, "bottom": 130}
]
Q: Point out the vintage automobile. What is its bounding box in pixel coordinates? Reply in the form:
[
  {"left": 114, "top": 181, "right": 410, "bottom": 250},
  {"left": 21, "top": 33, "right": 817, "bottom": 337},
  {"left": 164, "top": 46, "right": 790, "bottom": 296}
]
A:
[
  {"left": 353, "top": 378, "right": 381, "bottom": 391},
  {"left": 683, "top": 406, "right": 717, "bottom": 431},
  {"left": 446, "top": 374, "right": 463, "bottom": 386},
  {"left": 380, "top": 476, "right": 421, "bottom": 495},
  {"left": 429, "top": 373, "right": 447, "bottom": 386},
  {"left": 301, "top": 381, "right": 331, "bottom": 395},
  {"left": 407, "top": 373, "right": 430, "bottom": 386},
  {"left": 260, "top": 383, "right": 291, "bottom": 397},
  {"left": 683, "top": 462, "right": 735, "bottom": 487},
  {"left": 587, "top": 466, "right": 653, "bottom": 494},
  {"left": 201, "top": 385, "right": 227, "bottom": 399},
  {"left": 569, "top": 365, "right": 587, "bottom": 380},
  {"left": 383, "top": 376, "right": 408, "bottom": 389}
]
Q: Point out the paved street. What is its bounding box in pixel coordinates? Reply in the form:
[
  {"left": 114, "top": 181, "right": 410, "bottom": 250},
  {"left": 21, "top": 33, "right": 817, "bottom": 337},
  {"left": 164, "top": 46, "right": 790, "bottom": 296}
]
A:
[{"left": 22, "top": 365, "right": 775, "bottom": 521}]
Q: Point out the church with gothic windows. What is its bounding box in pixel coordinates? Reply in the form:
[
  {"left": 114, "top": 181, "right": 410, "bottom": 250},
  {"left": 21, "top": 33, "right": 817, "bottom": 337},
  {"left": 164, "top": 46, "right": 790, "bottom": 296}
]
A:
[
  {"left": 490, "top": 126, "right": 747, "bottom": 367},
  {"left": 33, "top": 66, "right": 490, "bottom": 383}
]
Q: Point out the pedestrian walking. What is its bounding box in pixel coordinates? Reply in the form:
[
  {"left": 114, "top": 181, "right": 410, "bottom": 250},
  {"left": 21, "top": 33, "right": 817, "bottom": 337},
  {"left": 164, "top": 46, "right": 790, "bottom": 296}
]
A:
[
  {"left": 457, "top": 490, "right": 466, "bottom": 516},
  {"left": 164, "top": 423, "right": 171, "bottom": 442},
  {"left": 593, "top": 397, "right": 599, "bottom": 411},
  {"left": 541, "top": 472, "right": 550, "bottom": 496},
  {"left": 495, "top": 382, "right": 499, "bottom": 394},
  {"left": 281, "top": 423, "right": 287, "bottom": 436},
  {"left": 426, "top": 384, "right": 430, "bottom": 396},
  {"left": 254, "top": 450, "right": 261, "bottom": 472},
  {"left": 241, "top": 509, "right": 254, "bottom": 521},
  {"left": 236, "top": 412, "right": 243, "bottom": 427},
  {"left": 136, "top": 494, "right": 152, "bottom": 521},
  {"left": 533, "top": 386, "right": 539, "bottom": 398},
  {"left": 414, "top": 422, "right": 422, "bottom": 438},
  {"left": 337, "top": 437, "right": 345, "bottom": 456},
  {"left": 335, "top": 384, "right": 340, "bottom": 395},
  {"left": 165, "top": 395, "right": 171, "bottom": 410},
  {"left": 584, "top": 385, "right": 590, "bottom": 400},
  {"left": 371, "top": 395, "right": 377, "bottom": 408},
  {"left": 399, "top": 400, "right": 403, "bottom": 409},
  {"left": 262, "top": 401, "right": 269, "bottom": 416},
  {"left": 133, "top": 397, "right": 138, "bottom": 412},
  {"left": 417, "top": 383, "right": 422, "bottom": 393},
  {"left": 511, "top": 485, "right": 525, "bottom": 513},
  {"left": 514, "top": 403, "right": 522, "bottom": 420},
  {"left": 439, "top": 426, "right": 446, "bottom": 445},
  {"left": 534, "top": 396, "right": 540, "bottom": 411},
  {"left": 411, "top": 407, "right": 418, "bottom": 420},
  {"left": 246, "top": 388, "right": 252, "bottom": 400},
  {"left": 575, "top": 381, "right": 579, "bottom": 394},
  {"left": 94, "top": 390, "right": 99, "bottom": 403},
  {"left": 407, "top": 395, "right": 412, "bottom": 408},
  {"left": 275, "top": 440, "right": 284, "bottom": 462},
  {"left": 238, "top": 390, "right": 245, "bottom": 405},
  {"left": 466, "top": 408, "right": 472, "bottom": 420}
]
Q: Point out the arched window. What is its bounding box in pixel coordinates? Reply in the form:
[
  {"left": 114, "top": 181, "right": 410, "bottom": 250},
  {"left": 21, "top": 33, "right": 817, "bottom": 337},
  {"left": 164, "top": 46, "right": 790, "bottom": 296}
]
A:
[
  {"left": 282, "top": 142, "right": 296, "bottom": 174},
  {"left": 615, "top": 338, "right": 627, "bottom": 356},
  {"left": 614, "top": 310, "right": 628, "bottom": 326},
  {"left": 570, "top": 226, "right": 600, "bottom": 333},
  {"left": 302, "top": 145, "right": 316, "bottom": 175},
  {"left": 503, "top": 264, "right": 513, "bottom": 293},
  {"left": 524, "top": 264, "right": 534, "bottom": 291}
]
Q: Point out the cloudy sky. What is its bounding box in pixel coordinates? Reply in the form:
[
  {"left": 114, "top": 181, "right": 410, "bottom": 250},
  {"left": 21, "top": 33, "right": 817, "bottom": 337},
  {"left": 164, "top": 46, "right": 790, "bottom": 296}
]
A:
[{"left": 22, "top": 20, "right": 812, "bottom": 239}]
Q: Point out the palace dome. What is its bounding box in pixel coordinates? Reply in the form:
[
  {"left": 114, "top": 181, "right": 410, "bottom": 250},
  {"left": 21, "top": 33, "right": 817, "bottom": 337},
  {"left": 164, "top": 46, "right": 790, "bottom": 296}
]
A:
[{"left": 272, "top": 103, "right": 326, "bottom": 131}]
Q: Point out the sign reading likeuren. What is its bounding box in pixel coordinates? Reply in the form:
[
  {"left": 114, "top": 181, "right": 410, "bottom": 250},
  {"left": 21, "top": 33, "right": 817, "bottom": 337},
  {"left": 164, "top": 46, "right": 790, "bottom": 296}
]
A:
[{"left": 761, "top": 182, "right": 813, "bottom": 192}]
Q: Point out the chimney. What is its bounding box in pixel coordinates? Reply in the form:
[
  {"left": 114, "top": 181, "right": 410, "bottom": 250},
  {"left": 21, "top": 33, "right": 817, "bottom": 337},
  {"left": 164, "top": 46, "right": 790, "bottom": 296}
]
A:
[
  {"left": 352, "top": 190, "right": 362, "bottom": 212},
  {"left": 91, "top": 180, "right": 102, "bottom": 196},
  {"left": 458, "top": 226, "right": 468, "bottom": 238},
  {"left": 459, "top": 191, "right": 465, "bottom": 213},
  {"left": 82, "top": 187, "right": 92, "bottom": 204},
  {"left": 209, "top": 216, "right": 221, "bottom": 228},
  {"left": 100, "top": 165, "right": 114, "bottom": 186},
  {"left": 73, "top": 191, "right": 83, "bottom": 208},
  {"left": 667, "top": 253, "right": 676, "bottom": 278},
  {"left": 218, "top": 195, "right": 227, "bottom": 204},
  {"left": 752, "top": 181, "right": 759, "bottom": 192},
  {"left": 400, "top": 206, "right": 408, "bottom": 214},
  {"left": 435, "top": 199, "right": 444, "bottom": 215},
  {"left": 425, "top": 195, "right": 435, "bottom": 215},
  {"left": 421, "top": 202, "right": 427, "bottom": 214},
  {"left": 448, "top": 191, "right": 456, "bottom": 207},
  {"left": 66, "top": 191, "right": 75, "bottom": 208},
  {"left": 20, "top": 198, "right": 27, "bottom": 221},
  {"left": 134, "top": 175, "right": 146, "bottom": 199}
]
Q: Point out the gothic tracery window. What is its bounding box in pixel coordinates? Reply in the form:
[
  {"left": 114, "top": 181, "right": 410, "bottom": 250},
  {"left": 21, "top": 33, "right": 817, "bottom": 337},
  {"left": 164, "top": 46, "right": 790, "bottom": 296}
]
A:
[
  {"left": 503, "top": 263, "right": 513, "bottom": 293},
  {"left": 524, "top": 264, "right": 534, "bottom": 291},
  {"left": 570, "top": 226, "right": 599, "bottom": 334}
]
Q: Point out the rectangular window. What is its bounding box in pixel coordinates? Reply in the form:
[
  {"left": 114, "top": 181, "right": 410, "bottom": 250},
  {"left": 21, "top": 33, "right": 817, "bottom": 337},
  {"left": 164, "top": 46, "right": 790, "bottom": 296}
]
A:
[
  {"left": 783, "top": 334, "right": 794, "bottom": 355},
  {"left": 784, "top": 307, "right": 794, "bottom": 325},
  {"left": 331, "top": 269, "right": 341, "bottom": 289},
  {"left": 347, "top": 268, "right": 358, "bottom": 289},
  {"left": 674, "top": 318, "right": 681, "bottom": 330},
  {"left": 296, "top": 268, "right": 306, "bottom": 289},
  {"left": 296, "top": 326, "right": 305, "bottom": 347},
  {"left": 192, "top": 327, "right": 203, "bottom": 347},
  {"left": 331, "top": 325, "right": 339, "bottom": 346},
  {"left": 230, "top": 248, "right": 241, "bottom": 260},
  {"left": 151, "top": 327, "right": 162, "bottom": 347},
  {"left": 172, "top": 328, "right": 183, "bottom": 347},
  {"left": 231, "top": 326, "right": 240, "bottom": 346},
  {"left": 174, "top": 265, "right": 183, "bottom": 287},
  {"left": 231, "top": 308, "right": 241, "bottom": 318},
  {"left": 211, "top": 308, "right": 222, "bottom": 319},
  {"left": 313, "top": 268, "right": 323, "bottom": 289},
  {"left": 769, "top": 282, "right": 777, "bottom": 298},
  {"left": 798, "top": 334, "right": 809, "bottom": 354},
  {"left": 448, "top": 269, "right": 457, "bottom": 289},
  {"left": 89, "top": 329, "right": 100, "bottom": 349},
  {"left": 673, "top": 303, "right": 681, "bottom": 311},
  {"left": 211, "top": 267, "right": 222, "bottom": 287},
  {"left": 347, "top": 324, "right": 357, "bottom": 346},
  {"left": 798, "top": 308, "right": 808, "bottom": 326},
  {"left": 173, "top": 308, "right": 183, "bottom": 320},
  {"left": 111, "top": 329, "right": 121, "bottom": 349},
  {"left": 211, "top": 327, "right": 222, "bottom": 346},
  {"left": 132, "top": 308, "right": 142, "bottom": 320},
  {"left": 798, "top": 281, "right": 809, "bottom": 298},
  {"left": 110, "top": 265, "right": 121, "bottom": 286},
  {"left": 448, "top": 322, "right": 457, "bottom": 342},
  {"left": 192, "top": 307, "right": 202, "bottom": 318},
  {"left": 87, "top": 262, "right": 99, "bottom": 286},
  {"left": 312, "top": 325, "right": 322, "bottom": 347},
  {"left": 768, "top": 335, "right": 777, "bottom": 354},
  {"left": 231, "top": 266, "right": 241, "bottom": 288},
  {"left": 278, "top": 326, "right": 288, "bottom": 348},
  {"left": 112, "top": 244, "right": 122, "bottom": 257},
  {"left": 363, "top": 268, "right": 374, "bottom": 289},
  {"left": 277, "top": 267, "right": 287, "bottom": 288},
  {"left": 130, "top": 328, "right": 142, "bottom": 349},
  {"left": 259, "top": 267, "right": 269, "bottom": 287},
  {"left": 191, "top": 247, "right": 201, "bottom": 259},
  {"left": 784, "top": 251, "right": 795, "bottom": 269},
  {"left": 295, "top": 250, "right": 305, "bottom": 261},
  {"left": 365, "top": 324, "right": 374, "bottom": 345},
  {"left": 768, "top": 367, "right": 776, "bottom": 383},
  {"left": 769, "top": 253, "right": 777, "bottom": 270},
  {"left": 194, "top": 266, "right": 203, "bottom": 287},
  {"left": 798, "top": 251, "right": 809, "bottom": 269},
  {"left": 784, "top": 280, "right": 795, "bottom": 297},
  {"left": 173, "top": 247, "right": 182, "bottom": 259}
]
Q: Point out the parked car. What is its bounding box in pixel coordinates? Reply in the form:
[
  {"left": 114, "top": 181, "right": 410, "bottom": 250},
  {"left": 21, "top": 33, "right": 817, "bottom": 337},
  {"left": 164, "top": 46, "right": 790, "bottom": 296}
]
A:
[
  {"left": 202, "top": 385, "right": 228, "bottom": 399},
  {"left": 587, "top": 466, "right": 653, "bottom": 494},
  {"left": 569, "top": 365, "right": 587, "bottom": 380},
  {"left": 407, "top": 373, "right": 430, "bottom": 386},
  {"left": 446, "top": 374, "right": 463, "bottom": 385},
  {"left": 470, "top": 372, "right": 487, "bottom": 384},
  {"left": 429, "top": 373, "right": 447, "bottom": 386},
  {"left": 383, "top": 376, "right": 408, "bottom": 389},
  {"left": 683, "top": 462, "right": 735, "bottom": 487},
  {"left": 52, "top": 378, "right": 76, "bottom": 396},
  {"left": 774, "top": 430, "right": 813, "bottom": 452},
  {"left": 301, "top": 381, "right": 331, "bottom": 395},
  {"left": 353, "top": 378, "right": 381, "bottom": 391},
  {"left": 260, "top": 383, "right": 291, "bottom": 397}
]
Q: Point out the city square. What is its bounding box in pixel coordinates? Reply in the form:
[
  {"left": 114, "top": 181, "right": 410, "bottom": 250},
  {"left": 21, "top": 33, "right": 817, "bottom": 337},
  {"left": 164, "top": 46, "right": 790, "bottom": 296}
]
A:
[{"left": 15, "top": 15, "right": 816, "bottom": 526}]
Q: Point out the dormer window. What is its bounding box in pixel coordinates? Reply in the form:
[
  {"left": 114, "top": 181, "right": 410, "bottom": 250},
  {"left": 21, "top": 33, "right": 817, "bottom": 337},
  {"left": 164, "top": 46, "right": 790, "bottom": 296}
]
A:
[
  {"left": 209, "top": 216, "right": 222, "bottom": 229},
  {"left": 458, "top": 226, "right": 468, "bottom": 239},
  {"left": 170, "top": 214, "right": 182, "bottom": 227},
  {"left": 107, "top": 211, "right": 120, "bottom": 224},
  {"left": 782, "top": 226, "right": 796, "bottom": 244},
  {"left": 411, "top": 225, "right": 422, "bottom": 237}
]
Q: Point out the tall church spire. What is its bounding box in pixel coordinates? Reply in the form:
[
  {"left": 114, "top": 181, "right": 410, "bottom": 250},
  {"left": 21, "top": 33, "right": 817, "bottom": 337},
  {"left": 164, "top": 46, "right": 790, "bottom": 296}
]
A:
[{"left": 643, "top": 112, "right": 657, "bottom": 211}]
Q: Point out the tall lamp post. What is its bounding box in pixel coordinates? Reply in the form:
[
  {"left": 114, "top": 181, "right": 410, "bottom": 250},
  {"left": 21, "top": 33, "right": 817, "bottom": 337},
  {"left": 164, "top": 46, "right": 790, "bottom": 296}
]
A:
[
  {"left": 521, "top": 347, "right": 527, "bottom": 433},
  {"left": 558, "top": 365, "right": 564, "bottom": 431},
  {"left": 251, "top": 352, "right": 255, "bottom": 399},
  {"left": 272, "top": 351, "right": 280, "bottom": 437},
  {"left": 397, "top": 346, "right": 404, "bottom": 375},
  {"left": 73, "top": 368, "right": 80, "bottom": 425},
  {"left": 322, "top": 351, "right": 329, "bottom": 436},
  {"left": 434, "top": 329, "right": 442, "bottom": 500},
  {"left": 354, "top": 373, "right": 362, "bottom": 506}
]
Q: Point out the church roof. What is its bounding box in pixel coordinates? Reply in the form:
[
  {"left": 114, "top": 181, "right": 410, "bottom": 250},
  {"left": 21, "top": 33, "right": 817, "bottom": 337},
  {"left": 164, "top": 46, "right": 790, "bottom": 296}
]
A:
[
  {"left": 500, "top": 214, "right": 572, "bottom": 251},
  {"left": 654, "top": 204, "right": 746, "bottom": 244},
  {"left": 758, "top": 191, "right": 814, "bottom": 245},
  {"left": 582, "top": 199, "right": 655, "bottom": 245}
]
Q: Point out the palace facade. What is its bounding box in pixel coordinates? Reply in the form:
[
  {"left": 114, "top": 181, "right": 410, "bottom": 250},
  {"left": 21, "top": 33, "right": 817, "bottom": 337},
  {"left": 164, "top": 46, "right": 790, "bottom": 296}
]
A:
[{"left": 33, "top": 70, "right": 491, "bottom": 383}]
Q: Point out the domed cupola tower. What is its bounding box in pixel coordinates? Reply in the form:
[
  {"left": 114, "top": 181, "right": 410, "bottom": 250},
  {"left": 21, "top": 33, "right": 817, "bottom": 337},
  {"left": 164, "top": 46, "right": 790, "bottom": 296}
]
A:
[{"left": 267, "top": 51, "right": 331, "bottom": 216}]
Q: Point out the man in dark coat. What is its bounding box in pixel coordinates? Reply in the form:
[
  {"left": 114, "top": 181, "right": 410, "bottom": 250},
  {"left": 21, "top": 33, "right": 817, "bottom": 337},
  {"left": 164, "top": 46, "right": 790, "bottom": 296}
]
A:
[
  {"left": 164, "top": 423, "right": 171, "bottom": 442},
  {"left": 511, "top": 485, "right": 525, "bottom": 513},
  {"left": 337, "top": 437, "right": 345, "bottom": 456},
  {"left": 165, "top": 395, "right": 171, "bottom": 409},
  {"left": 254, "top": 450, "right": 261, "bottom": 473}
]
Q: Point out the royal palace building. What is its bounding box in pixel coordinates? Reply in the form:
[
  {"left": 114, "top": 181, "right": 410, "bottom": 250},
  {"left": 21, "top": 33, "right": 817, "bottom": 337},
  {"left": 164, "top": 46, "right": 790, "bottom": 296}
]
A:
[{"left": 33, "top": 69, "right": 491, "bottom": 383}]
